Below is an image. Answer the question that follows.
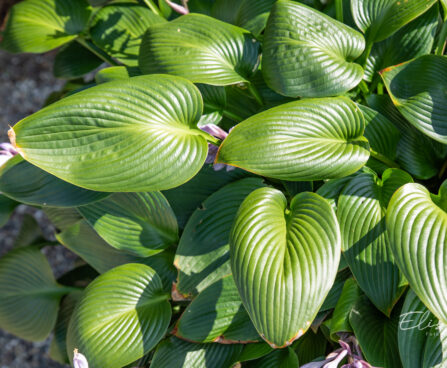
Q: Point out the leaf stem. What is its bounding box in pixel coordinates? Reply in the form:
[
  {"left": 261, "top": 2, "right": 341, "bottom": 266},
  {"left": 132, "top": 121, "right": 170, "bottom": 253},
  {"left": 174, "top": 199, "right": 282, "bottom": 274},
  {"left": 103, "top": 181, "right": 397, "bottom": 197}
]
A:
[
  {"left": 439, "top": 158, "right": 447, "bottom": 179},
  {"left": 335, "top": 0, "right": 343, "bottom": 23},
  {"left": 359, "top": 40, "right": 374, "bottom": 68},
  {"left": 435, "top": 20, "right": 447, "bottom": 56},
  {"left": 370, "top": 148, "right": 400, "bottom": 169},
  {"left": 76, "top": 38, "right": 119, "bottom": 66},
  {"left": 247, "top": 83, "right": 264, "bottom": 106},
  {"left": 142, "top": 0, "right": 162, "bottom": 16}
]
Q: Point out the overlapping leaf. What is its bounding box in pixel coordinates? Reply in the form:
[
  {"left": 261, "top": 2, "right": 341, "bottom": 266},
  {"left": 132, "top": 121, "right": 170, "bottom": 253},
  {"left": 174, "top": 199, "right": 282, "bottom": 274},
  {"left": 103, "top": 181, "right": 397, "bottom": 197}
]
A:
[
  {"left": 230, "top": 187, "right": 341, "bottom": 347},
  {"left": 78, "top": 192, "right": 178, "bottom": 257},
  {"left": 67, "top": 263, "right": 171, "bottom": 368},
  {"left": 95, "top": 66, "right": 141, "bottom": 84},
  {"left": 216, "top": 97, "right": 370, "bottom": 181},
  {"left": 54, "top": 42, "right": 103, "bottom": 79},
  {"left": 10, "top": 75, "right": 209, "bottom": 192},
  {"left": 262, "top": 0, "right": 365, "bottom": 97},
  {"left": 0, "top": 194, "right": 17, "bottom": 227},
  {"left": 139, "top": 14, "right": 260, "bottom": 85},
  {"left": 387, "top": 181, "right": 447, "bottom": 324}
]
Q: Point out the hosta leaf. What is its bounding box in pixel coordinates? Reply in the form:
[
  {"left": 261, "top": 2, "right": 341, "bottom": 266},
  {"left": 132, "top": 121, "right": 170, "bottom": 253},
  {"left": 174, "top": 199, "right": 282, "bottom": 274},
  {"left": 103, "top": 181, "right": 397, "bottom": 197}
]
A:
[
  {"left": 350, "top": 295, "right": 402, "bottom": 368},
  {"left": 216, "top": 97, "right": 370, "bottom": 181},
  {"left": 364, "top": 5, "right": 438, "bottom": 82},
  {"left": 0, "top": 247, "right": 69, "bottom": 341},
  {"left": 56, "top": 220, "right": 176, "bottom": 291},
  {"left": 351, "top": 0, "right": 437, "bottom": 43},
  {"left": 387, "top": 181, "right": 447, "bottom": 324},
  {"left": 320, "top": 268, "right": 352, "bottom": 312},
  {"left": 399, "top": 289, "right": 447, "bottom": 368},
  {"left": 0, "top": 155, "right": 109, "bottom": 207},
  {"left": 139, "top": 14, "right": 260, "bottom": 86},
  {"left": 53, "top": 41, "right": 103, "bottom": 79},
  {"left": 44, "top": 207, "right": 82, "bottom": 232},
  {"left": 1, "top": 0, "right": 91, "bottom": 53},
  {"left": 262, "top": 0, "right": 365, "bottom": 98},
  {"left": 10, "top": 74, "right": 209, "bottom": 192},
  {"left": 78, "top": 192, "right": 178, "bottom": 257},
  {"left": 236, "top": 343, "right": 274, "bottom": 364},
  {"left": 230, "top": 187, "right": 341, "bottom": 347},
  {"left": 95, "top": 66, "right": 141, "bottom": 84},
  {"left": 293, "top": 329, "right": 328, "bottom": 365},
  {"left": 67, "top": 263, "right": 171, "bottom": 368},
  {"left": 90, "top": 3, "right": 166, "bottom": 66},
  {"left": 150, "top": 337, "right": 243, "bottom": 368},
  {"left": 175, "top": 275, "right": 259, "bottom": 343},
  {"left": 381, "top": 55, "right": 447, "bottom": 144},
  {"left": 175, "top": 177, "right": 265, "bottom": 296},
  {"left": 0, "top": 194, "right": 17, "bottom": 227},
  {"left": 338, "top": 169, "right": 412, "bottom": 315},
  {"left": 14, "top": 215, "right": 45, "bottom": 248},
  {"left": 250, "top": 347, "right": 299, "bottom": 368}
]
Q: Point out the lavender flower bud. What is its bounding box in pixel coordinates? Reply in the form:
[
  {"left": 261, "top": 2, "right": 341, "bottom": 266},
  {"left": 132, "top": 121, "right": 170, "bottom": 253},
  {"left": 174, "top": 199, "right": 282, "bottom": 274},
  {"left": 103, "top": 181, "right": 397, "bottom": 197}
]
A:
[{"left": 73, "top": 349, "right": 89, "bottom": 368}]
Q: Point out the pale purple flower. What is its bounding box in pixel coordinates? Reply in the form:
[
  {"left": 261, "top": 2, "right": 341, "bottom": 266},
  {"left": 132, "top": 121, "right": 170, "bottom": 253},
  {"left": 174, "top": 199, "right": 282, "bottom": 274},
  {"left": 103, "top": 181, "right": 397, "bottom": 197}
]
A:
[
  {"left": 165, "top": 0, "right": 189, "bottom": 14},
  {"left": 199, "top": 124, "right": 234, "bottom": 172},
  {"left": 0, "top": 142, "right": 17, "bottom": 167},
  {"left": 73, "top": 349, "right": 89, "bottom": 368}
]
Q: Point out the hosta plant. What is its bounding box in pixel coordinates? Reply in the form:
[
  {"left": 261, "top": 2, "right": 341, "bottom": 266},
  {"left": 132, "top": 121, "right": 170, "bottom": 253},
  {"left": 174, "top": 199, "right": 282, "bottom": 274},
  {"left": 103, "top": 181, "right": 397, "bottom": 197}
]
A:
[{"left": 1, "top": 0, "right": 447, "bottom": 367}]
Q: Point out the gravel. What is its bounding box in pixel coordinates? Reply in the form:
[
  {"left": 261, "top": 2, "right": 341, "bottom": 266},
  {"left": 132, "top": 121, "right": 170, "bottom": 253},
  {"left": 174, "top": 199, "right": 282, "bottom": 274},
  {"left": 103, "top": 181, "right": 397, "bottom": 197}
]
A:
[{"left": 0, "top": 50, "right": 75, "bottom": 368}]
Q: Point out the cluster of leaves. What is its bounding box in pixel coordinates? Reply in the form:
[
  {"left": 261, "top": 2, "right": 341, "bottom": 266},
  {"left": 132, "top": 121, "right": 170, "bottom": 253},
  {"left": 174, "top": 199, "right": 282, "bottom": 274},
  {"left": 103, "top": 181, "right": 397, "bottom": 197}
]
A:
[{"left": 1, "top": 0, "right": 447, "bottom": 367}]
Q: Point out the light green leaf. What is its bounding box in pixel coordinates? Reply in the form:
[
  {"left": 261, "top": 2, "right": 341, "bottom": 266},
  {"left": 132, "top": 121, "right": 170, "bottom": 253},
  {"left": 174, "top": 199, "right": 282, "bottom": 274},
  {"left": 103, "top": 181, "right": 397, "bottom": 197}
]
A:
[
  {"left": 56, "top": 220, "right": 176, "bottom": 291},
  {"left": 351, "top": 0, "right": 437, "bottom": 43},
  {"left": 230, "top": 187, "right": 341, "bottom": 347},
  {"left": 90, "top": 3, "right": 166, "bottom": 66},
  {"left": 1, "top": 0, "right": 91, "bottom": 53},
  {"left": 139, "top": 14, "right": 260, "bottom": 86},
  {"left": 0, "top": 247, "right": 69, "bottom": 341},
  {"left": 398, "top": 289, "right": 447, "bottom": 368},
  {"left": 0, "top": 194, "right": 18, "bottom": 227},
  {"left": 150, "top": 337, "right": 243, "bottom": 368},
  {"left": 0, "top": 155, "right": 109, "bottom": 207},
  {"left": 175, "top": 275, "right": 259, "bottom": 343},
  {"left": 175, "top": 177, "right": 265, "bottom": 296},
  {"left": 387, "top": 180, "right": 447, "bottom": 324},
  {"left": 67, "top": 263, "right": 171, "bottom": 368},
  {"left": 262, "top": 0, "right": 365, "bottom": 98},
  {"left": 381, "top": 55, "right": 447, "bottom": 144},
  {"left": 10, "top": 74, "right": 209, "bottom": 192},
  {"left": 78, "top": 192, "right": 178, "bottom": 257},
  {"left": 350, "top": 295, "right": 402, "bottom": 368},
  {"left": 338, "top": 169, "right": 412, "bottom": 315},
  {"left": 216, "top": 97, "right": 370, "bottom": 181},
  {"left": 95, "top": 66, "right": 141, "bottom": 84}
]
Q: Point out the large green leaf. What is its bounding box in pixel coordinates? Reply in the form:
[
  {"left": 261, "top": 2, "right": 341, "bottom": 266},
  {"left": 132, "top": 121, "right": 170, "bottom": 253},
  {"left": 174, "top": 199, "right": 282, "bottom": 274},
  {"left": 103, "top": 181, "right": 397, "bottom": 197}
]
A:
[
  {"left": 0, "top": 155, "right": 109, "bottom": 207},
  {"left": 56, "top": 220, "right": 176, "bottom": 291},
  {"left": 1, "top": 0, "right": 91, "bottom": 53},
  {"left": 216, "top": 97, "right": 370, "bottom": 181},
  {"left": 338, "top": 169, "right": 412, "bottom": 315},
  {"left": 175, "top": 275, "right": 259, "bottom": 343},
  {"left": 387, "top": 181, "right": 447, "bottom": 324},
  {"left": 351, "top": 0, "right": 437, "bottom": 43},
  {"left": 150, "top": 337, "right": 243, "bottom": 368},
  {"left": 350, "top": 295, "right": 402, "bottom": 367},
  {"left": 67, "top": 263, "right": 171, "bottom": 368},
  {"left": 78, "top": 192, "right": 178, "bottom": 257},
  {"left": 398, "top": 290, "right": 447, "bottom": 368},
  {"left": 10, "top": 74, "right": 209, "bottom": 192},
  {"left": 381, "top": 55, "right": 447, "bottom": 144},
  {"left": 230, "top": 187, "right": 341, "bottom": 347},
  {"left": 364, "top": 4, "right": 438, "bottom": 82},
  {"left": 0, "top": 247, "right": 69, "bottom": 341},
  {"left": 262, "top": 0, "right": 365, "bottom": 98},
  {"left": 90, "top": 3, "right": 166, "bottom": 66},
  {"left": 139, "top": 14, "right": 260, "bottom": 85},
  {"left": 175, "top": 177, "right": 265, "bottom": 296},
  {"left": 0, "top": 194, "right": 17, "bottom": 227}
]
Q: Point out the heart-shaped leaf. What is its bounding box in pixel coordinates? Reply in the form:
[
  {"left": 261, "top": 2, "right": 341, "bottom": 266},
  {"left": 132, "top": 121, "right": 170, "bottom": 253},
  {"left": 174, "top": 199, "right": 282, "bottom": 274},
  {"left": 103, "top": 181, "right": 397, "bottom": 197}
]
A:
[
  {"left": 262, "top": 0, "right": 365, "bottom": 98},
  {"left": 175, "top": 275, "right": 259, "bottom": 343},
  {"left": 0, "top": 247, "right": 70, "bottom": 341},
  {"left": 90, "top": 3, "right": 166, "bottom": 66},
  {"left": 139, "top": 14, "right": 260, "bottom": 86},
  {"left": 150, "top": 337, "right": 243, "bottom": 368},
  {"left": 387, "top": 180, "right": 447, "bottom": 324},
  {"left": 230, "top": 187, "right": 341, "bottom": 347},
  {"left": 216, "top": 97, "right": 370, "bottom": 181},
  {"left": 381, "top": 55, "right": 447, "bottom": 144},
  {"left": 67, "top": 263, "right": 171, "bottom": 368},
  {"left": 0, "top": 155, "right": 109, "bottom": 207},
  {"left": 10, "top": 74, "right": 209, "bottom": 192},
  {"left": 175, "top": 177, "right": 265, "bottom": 296},
  {"left": 1, "top": 0, "right": 91, "bottom": 53},
  {"left": 338, "top": 169, "right": 412, "bottom": 315},
  {"left": 398, "top": 289, "right": 447, "bottom": 368},
  {"left": 351, "top": 0, "right": 437, "bottom": 43},
  {"left": 78, "top": 192, "right": 178, "bottom": 257}
]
